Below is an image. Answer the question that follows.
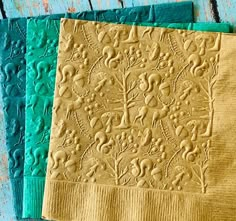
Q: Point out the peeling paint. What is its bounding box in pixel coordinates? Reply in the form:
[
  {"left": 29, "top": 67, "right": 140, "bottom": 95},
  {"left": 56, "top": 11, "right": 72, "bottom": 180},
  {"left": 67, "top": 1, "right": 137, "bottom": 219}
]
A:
[
  {"left": 68, "top": 6, "right": 76, "bottom": 12},
  {"left": 97, "top": 0, "right": 102, "bottom": 9},
  {"left": 42, "top": 0, "right": 49, "bottom": 12},
  {"left": 13, "top": 0, "right": 23, "bottom": 15}
]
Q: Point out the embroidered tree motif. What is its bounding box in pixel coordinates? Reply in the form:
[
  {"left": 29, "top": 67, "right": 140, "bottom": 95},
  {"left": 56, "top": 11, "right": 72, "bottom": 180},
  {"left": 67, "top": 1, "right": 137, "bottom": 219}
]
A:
[
  {"left": 111, "top": 69, "right": 138, "bottom": 129},
  {"left": 192, "top": 140, "right": 210, "bottom": 193},
  {"left": 200, "top": 57, "right": 219, "bottom": 137},
  {"left": 106, "top": 155, "right": 129, "bottom": 185}
]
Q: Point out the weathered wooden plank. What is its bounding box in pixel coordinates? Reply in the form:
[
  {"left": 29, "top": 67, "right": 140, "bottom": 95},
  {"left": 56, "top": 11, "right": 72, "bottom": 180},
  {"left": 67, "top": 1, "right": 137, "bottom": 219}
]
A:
[
  {"left": 90, "top": 0, "right": 122, "bottom": 10},
  {"left": 2, "top": 0, "right": 236, "bottom": 28},
  {"left": 0, "top": 0, "right": 4, "bottom": 18},
  {"left": 193, "top": 0, "right": 215, "bottom": 22},
  {"left": 2, "top": 0, "right": 91, "bottom": 18},
  {"left": 45, "top": 0, "right": 91, "bottom": 14},
  {"left": 217, "top": 0, "right": 236, "bottom": 27}
]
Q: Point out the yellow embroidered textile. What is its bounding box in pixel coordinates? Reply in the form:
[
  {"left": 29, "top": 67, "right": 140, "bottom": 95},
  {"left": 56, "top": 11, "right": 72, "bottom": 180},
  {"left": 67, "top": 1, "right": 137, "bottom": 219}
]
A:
[{"left": 42, "top": 19, "right": 236, "bottom": 221}]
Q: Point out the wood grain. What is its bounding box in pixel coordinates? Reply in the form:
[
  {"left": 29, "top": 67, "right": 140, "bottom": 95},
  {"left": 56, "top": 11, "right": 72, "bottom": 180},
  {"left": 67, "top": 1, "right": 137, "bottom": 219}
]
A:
[
  {"left": 1, "top": 0, "right": 236, "bottom": 29},
  {"left": 1, "top": 0, "right": 90, "bottom": 17},
  {"left": 91, "top": 0, "right": 122, "bottom": 10},
  {"left": 2, "top": 0, "right": 235, "bottom": 28}
]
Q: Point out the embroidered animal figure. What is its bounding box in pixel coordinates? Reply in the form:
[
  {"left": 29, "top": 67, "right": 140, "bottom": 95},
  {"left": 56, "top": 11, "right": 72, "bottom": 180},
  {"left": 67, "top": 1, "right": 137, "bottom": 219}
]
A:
[
  {"left": 102, "top": 46, "right": 122, "bottom": 68},
  {"left": 139, "top": 72, "right": 162, "bottom": 92},
  {"left": 133, "top": 106, "right": 148, "bottom": 125},
  {"left": 152, "top": 105, "right": 172, "bottom": 128},
  {"left": 131, "top": 158, "right": 154, "bottom": 177},
  {"left": 94, "top": 131, "right": 114, "bottom": 153}
]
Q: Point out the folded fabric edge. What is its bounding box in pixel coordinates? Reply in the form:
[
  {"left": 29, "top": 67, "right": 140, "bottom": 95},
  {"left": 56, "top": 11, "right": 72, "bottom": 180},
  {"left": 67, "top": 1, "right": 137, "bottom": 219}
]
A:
[
  {"left": 123, "top": 22, "right": 232, "bottom": 33},
  {"left": 22, "top": 177, "right": 45, "bottom": 218},
  {"left": 42, "top": 179, "right": 212, "bottom": 221},
  {"left": 10, "top": 178, "right": 23, "bottom": 219},
  {"left": 65, "top": 1, "right": 193, "bottom": 20}
]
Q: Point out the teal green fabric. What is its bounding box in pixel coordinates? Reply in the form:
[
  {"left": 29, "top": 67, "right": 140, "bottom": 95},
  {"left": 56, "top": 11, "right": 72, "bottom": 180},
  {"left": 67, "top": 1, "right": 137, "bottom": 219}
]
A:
[
  {"left": 0, "top": 18, "right": 26, "bottom": 219},
  {"left": 132, "top": 22, "right": 233, "bottom": 33},
  {"left": 24, "top": 18, "right": 63, "bottom": 219},
  {"left": 24, "top": 3, "right": 194, "bottom": 218},
  {"left": 66, "top": 2, "right": 193, "bottom": 22},
  {"left": 167, "top": 22, "right": 233, "bottom": 32}
]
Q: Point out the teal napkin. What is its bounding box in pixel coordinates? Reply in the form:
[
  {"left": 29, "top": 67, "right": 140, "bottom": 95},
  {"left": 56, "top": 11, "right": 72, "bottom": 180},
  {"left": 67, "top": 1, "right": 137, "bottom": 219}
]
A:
[
  {"left": 135, "top": 22, "right": 233, "bottom": 33},
  {"left": 0, "top": 18, "right": 26, "bottom": 219},
  {"left": 66, "top": 2, "right": 193, "bottom": 23}
]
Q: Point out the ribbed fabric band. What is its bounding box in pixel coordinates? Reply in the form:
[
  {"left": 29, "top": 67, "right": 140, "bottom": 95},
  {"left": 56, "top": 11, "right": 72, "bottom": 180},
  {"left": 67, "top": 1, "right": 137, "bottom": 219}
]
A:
[
  {"left": 23, "top": 177, "right": 45, "bottom": 218},
  {"left": 11, "top": 178, "right": 23, "bottom": 219},
  {"left": 43, "top": 179, "right": 212, "bottom": 221}
]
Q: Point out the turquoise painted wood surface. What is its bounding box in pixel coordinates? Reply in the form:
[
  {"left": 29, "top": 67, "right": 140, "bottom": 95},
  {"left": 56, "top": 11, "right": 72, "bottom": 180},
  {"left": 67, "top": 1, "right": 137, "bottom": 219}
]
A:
[
  {"left": 1, "top": 0, "right": 236, "bottom": 28},
  {"left": 0, "top": 0, "right": 236, "bottom": 220}
]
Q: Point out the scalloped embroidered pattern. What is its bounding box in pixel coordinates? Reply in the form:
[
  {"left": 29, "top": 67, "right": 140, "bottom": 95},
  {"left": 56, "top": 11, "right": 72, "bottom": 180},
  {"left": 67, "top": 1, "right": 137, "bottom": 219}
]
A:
[{"left": 46, "top": 19, "right": 220, "bottom": 194}]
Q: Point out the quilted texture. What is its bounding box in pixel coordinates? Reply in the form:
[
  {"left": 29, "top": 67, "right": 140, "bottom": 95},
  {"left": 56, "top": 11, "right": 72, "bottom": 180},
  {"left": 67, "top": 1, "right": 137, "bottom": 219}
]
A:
[{"left": 42, "top": 19, "right": 236, "bottom": 221}]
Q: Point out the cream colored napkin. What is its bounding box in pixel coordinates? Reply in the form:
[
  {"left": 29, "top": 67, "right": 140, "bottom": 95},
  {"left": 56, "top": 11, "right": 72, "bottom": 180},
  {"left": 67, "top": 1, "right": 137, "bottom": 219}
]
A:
[{"left": 43, "top": 19, "right": 236, "bottom": 221}]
